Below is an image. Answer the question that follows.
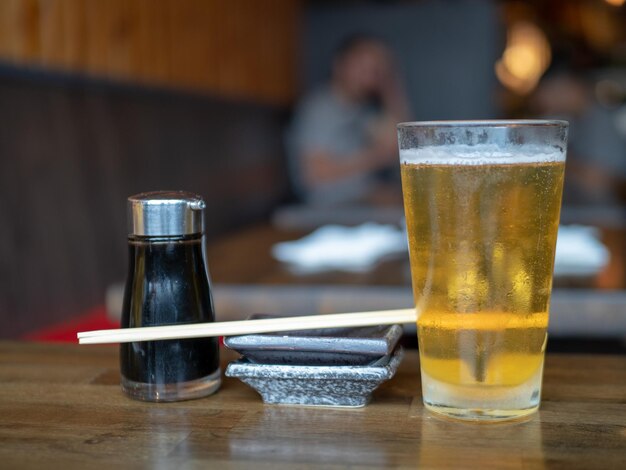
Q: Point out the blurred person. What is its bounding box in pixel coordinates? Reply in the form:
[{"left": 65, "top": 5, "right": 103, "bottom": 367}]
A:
[
  {"left": 287, "top": 34, "right": 410, "bottom": 206},
  {"left": 531, "top": 71, "right": 626, "bottom": 206}
]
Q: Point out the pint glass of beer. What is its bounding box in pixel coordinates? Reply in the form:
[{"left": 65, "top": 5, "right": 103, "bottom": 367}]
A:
[{"left": 398, "top": 121, "right": 568, "bottom": 421}]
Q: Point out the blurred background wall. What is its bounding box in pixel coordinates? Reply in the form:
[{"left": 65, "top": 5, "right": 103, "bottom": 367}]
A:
[
  {"left": 0, "top": 0, "right": 624, "bottom": 338},
  {"left": 0, "top": 0, "right": 300, "bottom": 337},
  {"left": 304, "top": 0, "right": 500, "bottom": 120},
  {"left": 0, "top": 0, "right": 299, "bottom": 104}
]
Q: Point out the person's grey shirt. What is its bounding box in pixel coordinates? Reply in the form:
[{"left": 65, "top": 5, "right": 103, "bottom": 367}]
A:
[{"left": 287, "top": 86, "right": 380, "bottom": 205}]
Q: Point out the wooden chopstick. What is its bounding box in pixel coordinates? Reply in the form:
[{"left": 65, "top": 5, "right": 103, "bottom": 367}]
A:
[{"left": 77, "top": 308, "right": 417, "bottom": 345}]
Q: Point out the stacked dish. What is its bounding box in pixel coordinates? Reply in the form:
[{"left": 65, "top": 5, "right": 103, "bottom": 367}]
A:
[{"left": 224, "top": 314, "right": 404, "bottom": 407}]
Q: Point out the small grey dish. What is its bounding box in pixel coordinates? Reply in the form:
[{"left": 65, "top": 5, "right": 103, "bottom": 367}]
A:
[
  {"left": 225, "top": 346, "right": 403, "bottom": 408},
  {"left": 224, "top": 314, "right": 403, "bottom": 366}
]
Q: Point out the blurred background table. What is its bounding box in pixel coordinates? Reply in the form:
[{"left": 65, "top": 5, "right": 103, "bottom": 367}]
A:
[
  {"left": 203, "top": 215, "right": 626, "bottom": 353},
  {"left": 0, "top": 341, "right": 623, "bottom": 469},
  {"left": 206, "top": 219, "right": 626, "bottom": 290}
]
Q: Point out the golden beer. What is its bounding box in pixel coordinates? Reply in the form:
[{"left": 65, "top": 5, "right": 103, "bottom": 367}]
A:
[{"left": 401, "top": 158, "right": 565, "bottom": 419}]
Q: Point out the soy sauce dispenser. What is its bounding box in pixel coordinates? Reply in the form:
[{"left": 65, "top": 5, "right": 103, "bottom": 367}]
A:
[{"left": 120, "top": 191, "right": 221, "bottom": 401}]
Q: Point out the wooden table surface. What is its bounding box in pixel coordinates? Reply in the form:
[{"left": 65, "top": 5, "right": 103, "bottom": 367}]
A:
[{"left": 1, "top": 341, "right": 624, "bottom": 469}]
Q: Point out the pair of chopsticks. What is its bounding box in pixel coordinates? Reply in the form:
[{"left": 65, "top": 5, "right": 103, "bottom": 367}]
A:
[{"left": 77, "top": 308, "right": 417, "bottom": 345}]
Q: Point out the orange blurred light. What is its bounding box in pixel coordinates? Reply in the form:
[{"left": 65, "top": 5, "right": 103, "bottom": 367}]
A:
[
  {"left": 495, "top": 21, "right": 551, "bottom": 95},
  {"left": 604, "top": 0, "right": 625, "bottom": 7}
]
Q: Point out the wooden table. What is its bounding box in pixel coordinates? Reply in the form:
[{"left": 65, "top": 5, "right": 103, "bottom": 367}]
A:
[
  {"left": 207, "top": 223, "right": 626, "bottom": 290},
  {"left": 207, "top": 224, "right": 411, "bottom": 287},
  {"left": 202, "top": 223, "right": 626, "bottom": 344},
  {"left": 1, "top": 341, "right": 624, "bottom": 468}
]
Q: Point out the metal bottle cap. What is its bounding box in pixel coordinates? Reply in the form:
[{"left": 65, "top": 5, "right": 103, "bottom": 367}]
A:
[{"left": 127, "top": 191, "right": 205, "bottom": 236}]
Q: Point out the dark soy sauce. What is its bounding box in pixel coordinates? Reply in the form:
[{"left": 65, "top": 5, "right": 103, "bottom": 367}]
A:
[{"left": 120, "top": 234, "right": 219, "bottom": 399}]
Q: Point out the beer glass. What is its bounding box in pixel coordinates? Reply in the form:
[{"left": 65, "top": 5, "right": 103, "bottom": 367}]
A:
[{"left": 398, "top": 121, "right": 568, "bottom": 421}]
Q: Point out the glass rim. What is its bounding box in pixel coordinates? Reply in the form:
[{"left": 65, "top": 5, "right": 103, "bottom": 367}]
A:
[{"left": 397, "top": 119, "right": 568, "bottom": 129}]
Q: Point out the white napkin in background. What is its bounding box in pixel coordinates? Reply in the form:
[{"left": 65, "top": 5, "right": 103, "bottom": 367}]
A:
[
  {"left": 554, "top": 225, "right": 610, "bottom": 276},
  {"left": 272, "top": 223, "right": 610, "bottom": 277},
  {"left": 271, "top": 223, "right": 408, "bottom": 274}
]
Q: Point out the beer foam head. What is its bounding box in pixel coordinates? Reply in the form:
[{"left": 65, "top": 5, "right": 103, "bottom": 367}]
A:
[{"left": 400, "top": 144, "right": 565, "bottom": 165}]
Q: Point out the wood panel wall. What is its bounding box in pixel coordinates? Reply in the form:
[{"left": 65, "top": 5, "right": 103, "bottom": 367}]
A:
[
  {"left": 0, "top": 0, "right": 300, "bottom": 104},
  {"left": 0, "top": 71, "right": 290, "bottom": 338}
]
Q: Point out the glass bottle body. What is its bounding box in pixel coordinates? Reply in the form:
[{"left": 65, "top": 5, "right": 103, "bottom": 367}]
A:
[{"left": 120, "top": 234, "right": 220, "bottom": 401}]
